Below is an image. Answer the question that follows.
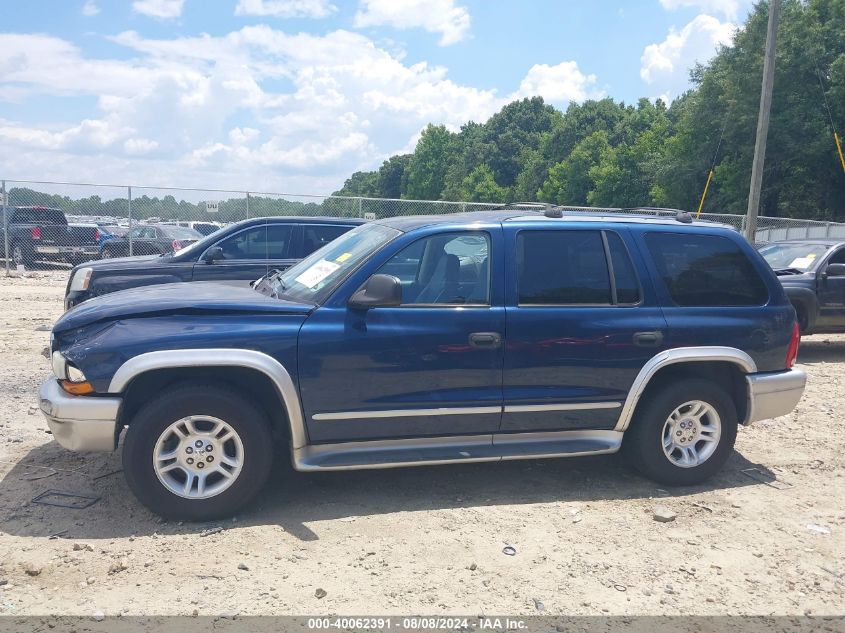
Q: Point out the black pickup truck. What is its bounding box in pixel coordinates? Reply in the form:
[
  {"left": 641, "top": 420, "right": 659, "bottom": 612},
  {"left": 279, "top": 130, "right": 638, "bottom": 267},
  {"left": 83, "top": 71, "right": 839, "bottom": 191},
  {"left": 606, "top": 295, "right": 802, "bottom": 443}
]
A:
[
  {"left": 758, "top": 239, "right": 845, "bottom": 334},
  {"left": 1, "top": 206, "right": 100, "bottom": 268}
]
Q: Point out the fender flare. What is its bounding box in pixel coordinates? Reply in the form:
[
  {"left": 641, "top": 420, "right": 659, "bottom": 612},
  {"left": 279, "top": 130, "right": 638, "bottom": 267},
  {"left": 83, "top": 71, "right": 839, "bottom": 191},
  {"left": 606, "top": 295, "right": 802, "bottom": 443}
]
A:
[
  {"left": 109, "top": 349, "right": 307, "bottom": 449},
  {"left": 613, "top": 346, "right": 757, "bottom": 431}
]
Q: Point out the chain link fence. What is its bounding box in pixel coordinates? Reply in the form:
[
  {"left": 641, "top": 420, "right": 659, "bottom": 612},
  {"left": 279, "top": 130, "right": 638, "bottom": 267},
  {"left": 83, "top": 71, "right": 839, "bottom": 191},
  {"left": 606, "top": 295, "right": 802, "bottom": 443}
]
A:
[{"left": 2, "top": 178, "right": 844, "bottom": 272}]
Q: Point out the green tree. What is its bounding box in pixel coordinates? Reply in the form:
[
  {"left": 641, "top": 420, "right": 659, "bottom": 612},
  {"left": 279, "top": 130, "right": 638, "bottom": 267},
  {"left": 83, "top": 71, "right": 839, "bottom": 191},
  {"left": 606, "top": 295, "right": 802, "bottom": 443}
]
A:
[
  {"left": 462, "top": 165, "right": 509, "bottom": 203},
  {"left": 538, "top": 131, "right": 611, "bottom": 205},
  {"left": 403, "top": 124, "right": 457, "bottom": 200}
]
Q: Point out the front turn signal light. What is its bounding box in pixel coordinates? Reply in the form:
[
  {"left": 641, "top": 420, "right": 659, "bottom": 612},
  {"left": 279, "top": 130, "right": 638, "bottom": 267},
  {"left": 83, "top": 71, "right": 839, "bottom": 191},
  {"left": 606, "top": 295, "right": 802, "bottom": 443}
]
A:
[{"left": 60, "top": 380, "right": 95, "bottom": 395}]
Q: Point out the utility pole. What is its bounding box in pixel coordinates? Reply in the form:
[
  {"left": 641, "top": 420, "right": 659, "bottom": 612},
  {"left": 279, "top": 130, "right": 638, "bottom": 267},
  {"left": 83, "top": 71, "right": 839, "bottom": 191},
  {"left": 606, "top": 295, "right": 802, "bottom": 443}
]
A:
[{"left": 745, "top": 0, "right": 780, "bottom": 242}]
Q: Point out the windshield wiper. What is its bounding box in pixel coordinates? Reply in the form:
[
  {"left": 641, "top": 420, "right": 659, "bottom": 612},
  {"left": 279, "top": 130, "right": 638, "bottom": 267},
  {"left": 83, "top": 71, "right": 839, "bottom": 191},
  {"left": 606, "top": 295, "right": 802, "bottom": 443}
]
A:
[{"left": 774, "top": 267, "right": 804, "bottom": 275}]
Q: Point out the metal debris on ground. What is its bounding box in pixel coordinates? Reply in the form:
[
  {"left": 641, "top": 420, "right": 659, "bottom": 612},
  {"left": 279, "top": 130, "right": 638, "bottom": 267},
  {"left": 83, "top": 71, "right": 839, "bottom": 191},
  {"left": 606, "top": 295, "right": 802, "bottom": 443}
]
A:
[
  {"left": 740, "top": 467, "right": 793, "bottom": 490},
  {"left": 48, "top": 530, "right": 69, "bottom": 540},
  {"left": 806, "top": 524, "right": 831, "bottom": 535},
  {"left": 23, "top": 468, "right": 57, "bottom": 481},
  {"left": 31, "top": 490, "right": 100, "bottom": 509},
  {"left": 199, "top": 526, "right": 224, "bottom": 537},
  {"left": 502, "top": 545, "right": 517, "bottom": 556},
  {"left": 92, "top": 469, "right": 123, "bottom": 481}
]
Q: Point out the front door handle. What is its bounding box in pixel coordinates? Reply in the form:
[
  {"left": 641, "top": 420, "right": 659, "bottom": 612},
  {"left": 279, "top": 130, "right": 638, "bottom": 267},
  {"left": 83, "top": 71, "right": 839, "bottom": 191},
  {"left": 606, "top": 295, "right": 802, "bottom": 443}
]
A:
[
  {"left": 633, "top": 331, "right": 663, "bottom": 347},
  {"left": 469, "top": 332, "right": 502, "bottom": 349}
]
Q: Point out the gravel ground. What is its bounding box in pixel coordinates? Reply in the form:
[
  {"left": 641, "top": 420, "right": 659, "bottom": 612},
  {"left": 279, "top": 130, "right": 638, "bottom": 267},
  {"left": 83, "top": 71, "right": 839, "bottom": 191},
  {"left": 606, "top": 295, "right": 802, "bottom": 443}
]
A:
[{"left": 0, "top": 270, "right": 843, "bottom": 617}]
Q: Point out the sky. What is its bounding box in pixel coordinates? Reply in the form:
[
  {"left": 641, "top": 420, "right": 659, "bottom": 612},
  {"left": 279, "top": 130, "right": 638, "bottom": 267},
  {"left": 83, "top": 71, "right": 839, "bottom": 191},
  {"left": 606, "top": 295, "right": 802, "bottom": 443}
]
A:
[{"left": 0, "top": 0, "right": 754, "bottom": 196}]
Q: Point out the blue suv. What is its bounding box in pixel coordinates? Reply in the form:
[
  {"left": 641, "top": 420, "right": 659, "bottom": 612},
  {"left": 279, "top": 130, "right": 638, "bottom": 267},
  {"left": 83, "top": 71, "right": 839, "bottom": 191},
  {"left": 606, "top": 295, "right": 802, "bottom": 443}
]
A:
[{"left": 39, "top": 210, "right": 806, "bottom": 519}]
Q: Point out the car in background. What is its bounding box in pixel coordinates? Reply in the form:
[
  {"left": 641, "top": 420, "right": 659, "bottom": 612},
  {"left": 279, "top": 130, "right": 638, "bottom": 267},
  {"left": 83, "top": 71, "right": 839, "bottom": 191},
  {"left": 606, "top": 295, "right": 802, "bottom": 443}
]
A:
[
  {"left": 64, "top": 216, "right": 364, "bottom": 308},
  {"left": 99, "top": 224, "right": 203, "bottom": 258},
  {"left": 96, "top": 223, "right": 128, "bottom": 244},
  {"left": 1, "top": 206, "right": 100, "bottom": 268},
  {"left": 759, "top": 239, "right": 845, "bottom": 334},
  {"left": 162, "top": 220, "right": 224, "bottom": 237}
]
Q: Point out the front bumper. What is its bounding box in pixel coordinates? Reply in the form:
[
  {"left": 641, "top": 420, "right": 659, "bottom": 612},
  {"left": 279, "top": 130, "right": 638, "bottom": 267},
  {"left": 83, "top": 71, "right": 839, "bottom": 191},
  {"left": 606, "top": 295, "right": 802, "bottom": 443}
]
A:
[
  {"left": 745, "top": 368, "right": 806, "bottom": 424},
  {"left": 38, "top": 377, "right": 121, "bottom": 451}
]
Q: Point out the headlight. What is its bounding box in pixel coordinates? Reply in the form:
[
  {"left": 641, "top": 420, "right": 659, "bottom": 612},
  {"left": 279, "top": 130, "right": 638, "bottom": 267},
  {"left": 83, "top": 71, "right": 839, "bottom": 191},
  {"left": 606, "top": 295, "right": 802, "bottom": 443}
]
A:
[
  {"left": 67, "top": 365, "right": 87, "bottom": 383},
  {"left": 51, "top": 351, "right": 68, "bottom": 380},
  {"left": 51, "top": 351, "right": 87, "bottom": 382},
  {"left": 69, "top": 267, "right": 93, "bottom": 292},
  {"left": 51, "top": 351, "right": 94, "bottom": 395}
]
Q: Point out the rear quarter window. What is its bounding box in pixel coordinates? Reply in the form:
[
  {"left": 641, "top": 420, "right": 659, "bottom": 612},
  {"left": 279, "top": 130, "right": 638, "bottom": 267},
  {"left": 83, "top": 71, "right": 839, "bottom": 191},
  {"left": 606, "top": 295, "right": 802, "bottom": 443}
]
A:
[
  {"left": 11, "top": 209, "right": 67, "bottom": 225},
  {"left": 645, "top": 232, "right": 769, "bottom": 307}
]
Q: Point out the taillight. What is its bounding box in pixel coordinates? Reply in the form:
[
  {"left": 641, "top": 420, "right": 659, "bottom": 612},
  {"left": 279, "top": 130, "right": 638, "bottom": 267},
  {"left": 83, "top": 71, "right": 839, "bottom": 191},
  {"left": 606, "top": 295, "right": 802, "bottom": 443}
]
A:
[
  {"left": 172, "top": 240, "right": 182, "bottom": 251},
  {"left": 94, "top": 228, "right": 100, "bottom": 242},
  {"left": 31, "top": 227, "right": 41, "bottom": 240},
  {"left": 785, "top": 322, "right": 800, "bottom": 368}
]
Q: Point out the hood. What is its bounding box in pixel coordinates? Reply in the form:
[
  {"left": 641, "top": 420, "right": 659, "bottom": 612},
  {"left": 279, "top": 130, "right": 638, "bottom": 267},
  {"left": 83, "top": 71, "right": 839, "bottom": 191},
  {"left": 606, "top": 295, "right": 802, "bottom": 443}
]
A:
[
  {"left": 75, "top": 254, "right": 163, "bottom": 272},
  {"left": 777, "top": 271, "right": 816, "bottom": 284},
  {"left": 54, "top": 281, "right": 313, "bottom": 332}
]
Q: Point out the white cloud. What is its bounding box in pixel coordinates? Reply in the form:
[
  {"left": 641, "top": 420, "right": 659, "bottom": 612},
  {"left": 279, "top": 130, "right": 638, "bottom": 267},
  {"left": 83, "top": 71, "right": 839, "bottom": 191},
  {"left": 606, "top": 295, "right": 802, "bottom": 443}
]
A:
[
  {"left": 132, "top": 0, "right": 185, "bottom": 19},
  {"left": 234, "top": 0, "right": 336, "bottom": 19},
  {"left": 658, "top": 0, "right": 747, "bottom": 20},
  {"left": 354, "top": 0, "right": 471, "bottom": 46},
  {"left": 641, "top": 14, "right": 735, "bottom": 98},
  {"left": 0, "top": 27, "right": 598, "bottom": 193},
  {"left": 510, "top": 62, "right": 600, "bottom": 104},
  {"left": 81, "top": 1, "right": 100, "bottom": 16}
]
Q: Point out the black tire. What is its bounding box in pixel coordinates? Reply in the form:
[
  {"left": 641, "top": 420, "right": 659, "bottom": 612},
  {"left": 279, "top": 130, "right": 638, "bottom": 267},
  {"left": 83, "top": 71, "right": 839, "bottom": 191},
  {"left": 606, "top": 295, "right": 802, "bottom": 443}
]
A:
[
  {"left": 622, "top": 378, "right": 738, "bottom": 486},
  {"left": 122, "top": 383, "right": 274, "bottom": 520},
  {"left": 11, "top": 242, "right": 34, "bottom": 268}
]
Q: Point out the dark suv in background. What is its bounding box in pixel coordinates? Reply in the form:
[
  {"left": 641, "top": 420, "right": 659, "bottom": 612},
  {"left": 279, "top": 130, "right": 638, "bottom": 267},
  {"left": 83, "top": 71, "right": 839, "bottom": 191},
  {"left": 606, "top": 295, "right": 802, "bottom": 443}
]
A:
[
  {"left": 759, "top": 239, "right": 845, "bottom": 334},
  {"left": 64, "top": 216, "right": 364, "bottom": 308}
]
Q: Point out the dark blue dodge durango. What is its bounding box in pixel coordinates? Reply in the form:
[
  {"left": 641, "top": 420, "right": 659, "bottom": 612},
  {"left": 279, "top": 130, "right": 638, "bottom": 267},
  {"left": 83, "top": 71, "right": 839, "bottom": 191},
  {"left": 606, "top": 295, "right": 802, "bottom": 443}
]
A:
[{"left": 40, "top": 209, "right": 806, "bottom": 519}]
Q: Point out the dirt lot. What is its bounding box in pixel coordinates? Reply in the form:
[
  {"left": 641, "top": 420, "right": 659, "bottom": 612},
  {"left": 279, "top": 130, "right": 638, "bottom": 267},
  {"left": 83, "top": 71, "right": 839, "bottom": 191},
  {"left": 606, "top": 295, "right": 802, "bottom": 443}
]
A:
[{"left": 0, "top": 270, "right": 842, "bottom": 618}]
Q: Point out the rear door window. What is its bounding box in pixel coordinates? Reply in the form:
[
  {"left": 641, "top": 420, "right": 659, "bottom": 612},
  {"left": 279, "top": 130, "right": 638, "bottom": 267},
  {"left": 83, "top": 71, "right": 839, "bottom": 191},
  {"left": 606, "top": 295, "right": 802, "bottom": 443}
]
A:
[
  {"left": 644, "top": 232, "right": 769, "bottom": 307},
  {"left": 216, "top": 225, "right": 293, "bottom": 260},
  {"left": 301, "top": 225, "right": 351, "bottom": 256},
  {"left": 517, "top": 230, "right": 611, "bottom": 305}
]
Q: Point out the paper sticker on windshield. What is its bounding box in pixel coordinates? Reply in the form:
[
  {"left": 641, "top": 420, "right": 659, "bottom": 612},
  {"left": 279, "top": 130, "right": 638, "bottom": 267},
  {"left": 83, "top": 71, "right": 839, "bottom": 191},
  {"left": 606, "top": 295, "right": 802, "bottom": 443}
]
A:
[
  {"left": 335, "top": 252, "right": 352, "bottom": 263},
  {"left": 789, "top": 257, "right": 814, "bottom": 269},
  {"left": 295, "top": 259, "right": 340, "bottom": 288}
]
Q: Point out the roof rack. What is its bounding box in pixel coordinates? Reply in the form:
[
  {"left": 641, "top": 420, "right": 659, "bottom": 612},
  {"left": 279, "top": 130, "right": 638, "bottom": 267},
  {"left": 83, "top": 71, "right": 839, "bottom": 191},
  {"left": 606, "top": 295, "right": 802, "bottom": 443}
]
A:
[{"left": 539, "top": 204, "right": 695, "bottom": 223}]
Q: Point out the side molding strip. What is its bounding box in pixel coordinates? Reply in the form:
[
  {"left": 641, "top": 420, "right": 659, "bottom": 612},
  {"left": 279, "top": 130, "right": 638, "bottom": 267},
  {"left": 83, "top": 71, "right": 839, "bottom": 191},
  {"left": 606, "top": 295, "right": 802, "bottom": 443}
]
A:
[
  {"left": 312, "top": 406, "right": 501, "bottom": 421},
  {"left": 313, "top": 402, "right": 621, "bottom": 421},
  {"left": 613, "top": 346, "right": 757, "bottom": 432},
  {"left": 108, "top": 349, "right": 308, "bottom": 450},
  {"left": 504, "top": 402, "right": 621, "bottom": 413}
]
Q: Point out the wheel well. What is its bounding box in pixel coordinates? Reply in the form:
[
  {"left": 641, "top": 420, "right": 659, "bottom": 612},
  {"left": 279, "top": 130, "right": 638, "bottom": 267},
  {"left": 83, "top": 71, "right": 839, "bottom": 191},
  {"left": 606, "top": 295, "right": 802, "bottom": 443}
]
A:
[
  {"left": 118, "top": 367, "right": 291, "bottom": 441},
  {"left": 790, "top": 299, "right": 809, "bottom": 332},
  {"left": 638, "top": 361, "right": 748, "bottom": 424}
]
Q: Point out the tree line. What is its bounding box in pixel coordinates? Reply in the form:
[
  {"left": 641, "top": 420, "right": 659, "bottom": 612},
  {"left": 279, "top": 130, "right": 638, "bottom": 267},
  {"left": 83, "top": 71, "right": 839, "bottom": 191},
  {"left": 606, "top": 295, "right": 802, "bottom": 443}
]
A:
[{"left": 333, "top": 0, "right": 845, "bottom": 220}]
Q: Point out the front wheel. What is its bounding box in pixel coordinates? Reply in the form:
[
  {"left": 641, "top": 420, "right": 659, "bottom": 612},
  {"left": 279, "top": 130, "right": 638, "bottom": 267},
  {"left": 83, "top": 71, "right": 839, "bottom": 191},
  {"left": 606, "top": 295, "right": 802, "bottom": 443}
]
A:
[
  {"left": 122, "top": 384, "right": 274, "bottom": 520},
  {"left": 623, "top": 378, "right": 738, "bottom": 486}
]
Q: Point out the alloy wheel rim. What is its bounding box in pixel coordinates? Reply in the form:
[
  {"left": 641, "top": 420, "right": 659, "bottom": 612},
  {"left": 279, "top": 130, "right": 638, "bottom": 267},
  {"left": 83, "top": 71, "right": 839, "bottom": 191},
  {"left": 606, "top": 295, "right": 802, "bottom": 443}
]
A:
[
  {"left": 153, "top": 415, "right": 244, "bottom": 499},
  {"left": 661, "top": 400, "right": 721, "bottom": 468},
  {"left": 12, "top": 246, "right": 23, "bottom": 265}
]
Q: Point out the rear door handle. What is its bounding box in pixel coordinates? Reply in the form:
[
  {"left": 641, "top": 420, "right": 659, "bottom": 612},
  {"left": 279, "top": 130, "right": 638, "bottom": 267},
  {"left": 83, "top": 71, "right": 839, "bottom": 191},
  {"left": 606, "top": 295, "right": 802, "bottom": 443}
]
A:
[
  {"left": 633, "top": 331, "right": 663, "bottom": 347},
  {"left": 469, "top": 332, "right": 502, "bottom": 349}
]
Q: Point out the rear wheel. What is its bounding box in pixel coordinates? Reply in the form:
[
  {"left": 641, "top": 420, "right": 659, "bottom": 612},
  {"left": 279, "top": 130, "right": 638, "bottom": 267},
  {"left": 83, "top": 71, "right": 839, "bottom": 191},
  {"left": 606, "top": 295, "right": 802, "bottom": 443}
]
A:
[
  {"left": 11, "top": 243, "right": 33, "bottom": 268},
  {"left": 623, "top": 378, "right": 737, "bottom": 486},
  {"left": 122, "top": 384, "right": 274, "bottom": 520}
]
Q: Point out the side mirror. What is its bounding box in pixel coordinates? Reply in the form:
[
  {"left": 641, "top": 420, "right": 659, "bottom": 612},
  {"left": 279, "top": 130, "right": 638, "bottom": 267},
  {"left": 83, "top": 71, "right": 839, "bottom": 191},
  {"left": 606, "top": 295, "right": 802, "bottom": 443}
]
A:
[
  {"left": 824, "top": 263, "right": 845, "bottom": 278},
  {"left": 349, "top": 274, "right": 402, "bottom": 309},
  {"left": 202, "top": 246, "right": 223, "bottom": 264}
]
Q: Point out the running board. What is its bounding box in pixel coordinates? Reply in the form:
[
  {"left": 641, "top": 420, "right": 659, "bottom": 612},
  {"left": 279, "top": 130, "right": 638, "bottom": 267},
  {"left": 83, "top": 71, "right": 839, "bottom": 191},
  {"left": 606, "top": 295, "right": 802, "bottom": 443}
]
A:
[{"left": 293, "top": 430, "right": 622, "bottom": 471}]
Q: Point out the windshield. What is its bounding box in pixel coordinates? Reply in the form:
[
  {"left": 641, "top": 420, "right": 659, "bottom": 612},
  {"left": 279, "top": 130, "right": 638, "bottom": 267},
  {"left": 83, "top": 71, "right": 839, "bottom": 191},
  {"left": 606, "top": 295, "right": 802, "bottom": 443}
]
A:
[
  {"left": 267, "top": 223, "right": 400, "bottom": 303},
  {"left": 759, "top": 243, "right": 830, "bottom": 272}
]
